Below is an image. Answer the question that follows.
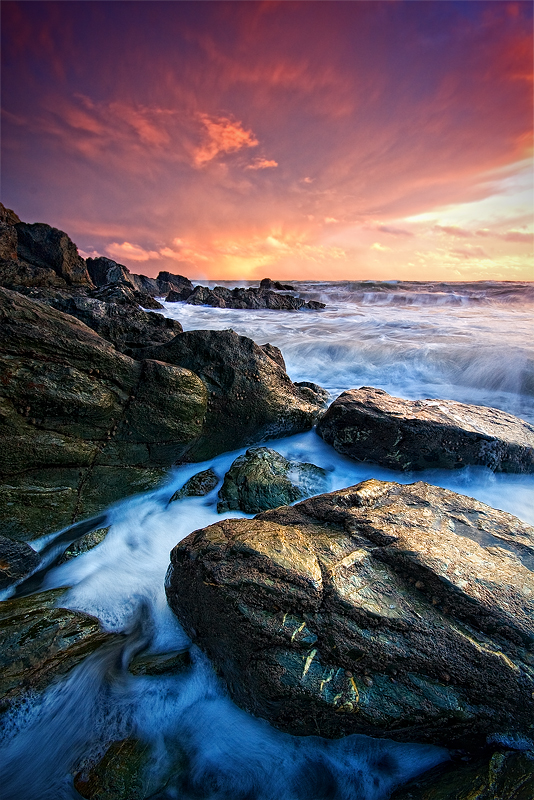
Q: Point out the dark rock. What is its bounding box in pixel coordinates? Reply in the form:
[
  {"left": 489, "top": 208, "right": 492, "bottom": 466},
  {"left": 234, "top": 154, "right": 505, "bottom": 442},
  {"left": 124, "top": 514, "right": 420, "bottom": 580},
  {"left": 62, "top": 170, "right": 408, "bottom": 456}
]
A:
[
  {"left": 294, "top": 381, "right": 330, "bottom": 408},
  {"left": 317, "top": 387, "right": 534, "bottom": 473},
  {"left": 44, "top": 294, "right": 182, "bottom": 354},
  {"left": 86, "top": 257, "right": 135, "bottom": 289},
  {"left": 58, "top": 527, "right": 110, "bottom": 565},
  {"left": 260, "top": 342, "right": 286, "bottom": 370},
  {"left": 166, "top": 479, "right": 534, "bottom": 747},
  {"left": 260, "top": 278, "right": 295, "bottom": 291},
  {"left": 0, "top": 535, "right": 41, "bottom": 590},
  {"left": 178, "top": 282, "right": 325, "bottom": 311},
  {"left": 217, "top": 447, "right": 328, "bottom": 513},
  {"left": 390, "top": 748, "right": 534, "bottom": 800},
  {"left": 169, "top": 468, "right": 219, "bottom": 502},
  {"left": 156, "top": 271, "right": 194, "bottom": 297},
  {"left": 90, "top": 282, "right": 163, "bottom": 310},
  {"left": 16, "top": 221, "right": 93, "bottom": 287},
  {"left": 140, "top": 328, "right": 326, "bottom": 460},
  {"left": 132, "top": 273, "right": 160, "bottom": 296},
  {"left": 74, "top": 738, "right": 155, "bottom": 800},
  {"left": 128, "top": 648, "right": 191, "bottom": 676},
  {"left": 185, "top": 284, "right": 226, "bottom": 307},
  {"left": 0, "top": 587, "right": 119, "bottom": 714},
  {"left": 166, "top": 288, "right": 192, "bottom": 302},
  {"left": 1, "top": 289, "right": 325, "bottom": 538}
]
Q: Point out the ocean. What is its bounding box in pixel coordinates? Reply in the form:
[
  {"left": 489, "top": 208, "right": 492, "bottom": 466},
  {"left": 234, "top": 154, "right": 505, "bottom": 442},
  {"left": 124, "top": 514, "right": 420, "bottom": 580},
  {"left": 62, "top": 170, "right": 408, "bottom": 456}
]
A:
[{"left": 1, "top": 280, "right": 532, "bottom": 799}]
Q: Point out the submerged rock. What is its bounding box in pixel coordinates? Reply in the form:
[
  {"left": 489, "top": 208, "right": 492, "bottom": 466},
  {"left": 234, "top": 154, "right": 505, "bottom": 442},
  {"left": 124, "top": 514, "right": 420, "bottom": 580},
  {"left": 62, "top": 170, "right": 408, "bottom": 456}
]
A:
[
  {"left": 169, "top": 468, "right": 219, "bottom": 502},
  {"left": 0, "top": 588, "right": 119, "bottom": 714},
  {"left": 217, "top": 447, "right": 328, "bottom": 513},
  {"left": 58, "top": 527, "right": 110, "bottom": 564},
  {"left": 74, "top": 738, "right": 156, "bottom": 800},
  {"left": 317, "top": 387, "right": 534, "bottom": 473},
  {"left": 0, "top": 535, "right": 41, "bottom": 590},
  {"left": 128, "top": 648, "right": 192, "bottom": 676},
  {"left": 166, "top": 479, "right": 534, "bottom": 747},
  {"left": 391, "top": 748, "right": 534, "bottom": 800}
]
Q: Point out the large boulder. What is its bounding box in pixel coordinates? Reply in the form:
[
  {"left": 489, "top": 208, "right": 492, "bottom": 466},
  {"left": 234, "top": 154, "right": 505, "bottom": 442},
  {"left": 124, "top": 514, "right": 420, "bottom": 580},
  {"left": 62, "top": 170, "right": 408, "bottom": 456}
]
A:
[
  {"left": 140, "top": 328, "right": 325, "bottom": 460},
  {"left": 45, "top": 294, "right": 182, "bottom": 355},
  {"left": 156, "top": 271, "right": 194, "bottom": 297},
  {"left": 217, "top": 447, "right": 328, "bottom": 513},
  {"left": 86, "top": 256, "right": 136, "bottom": 288},
  {"left": 0, "top": 289, "right": 324, "bottom": 538},
  {"left": 0, "top": 534, "right": 41, "bottom": 590},
  {"left": 317, "top": 387, "right": 534, "bottom": 473},
  {"left": 0, "top": 588, "right": 119, "bottom": 715},
  {"left": 166, "top": 479, "right": 534, "bottom": 748}
]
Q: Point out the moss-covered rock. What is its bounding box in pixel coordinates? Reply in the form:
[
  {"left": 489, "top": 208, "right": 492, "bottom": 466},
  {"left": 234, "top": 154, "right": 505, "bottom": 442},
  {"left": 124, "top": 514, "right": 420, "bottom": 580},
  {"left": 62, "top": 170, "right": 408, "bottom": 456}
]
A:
[
  {"left": 217, "top": 447, "right": 328, "bottom": 513},
  {"left": 0, "top": 588, "right": 119, "bottom": 714},
  {"left": 169, "top": 468, "right": 219, "bottom": 502}
]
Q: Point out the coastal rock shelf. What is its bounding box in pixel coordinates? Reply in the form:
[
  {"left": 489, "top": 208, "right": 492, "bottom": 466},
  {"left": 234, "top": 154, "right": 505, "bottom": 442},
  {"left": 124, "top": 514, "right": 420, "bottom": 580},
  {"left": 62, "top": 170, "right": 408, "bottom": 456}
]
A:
[
  {"left": 0, "top": 288, "right": 324, "bottom": 539},
  {"left": 317, "top": 387, "right": 534, "bottom": 473},
  {"left": 166, "top": 478, "right": 534, "bottom": 748}
]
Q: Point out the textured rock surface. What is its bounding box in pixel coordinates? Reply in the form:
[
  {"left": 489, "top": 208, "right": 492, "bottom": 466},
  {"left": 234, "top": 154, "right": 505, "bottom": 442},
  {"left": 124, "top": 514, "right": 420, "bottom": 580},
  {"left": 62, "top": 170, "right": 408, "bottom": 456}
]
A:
[
  {"left": 317, "top": 387, "right": 534, "bottom": 473},
  {"left": 1, "top": 290, "right": 324, "bottom": 538},
  {"left": 166, "top": 479, "right": 534, "bottom": 747},
  {"left": 390, "top": 748, "right": 534, "bottom": 800},
  {"left": 0, "top": 534, "right": 41, "bottom": 590},
  {"left": 45, "top": 294, "right": 182, "bottom": 355},
  {"left": 217, "top": 447, "right": 328, "bottom": 513},
  {"left": 0, "top": 588, "right": 118, "bottom": 714},
  {"left": 169, "top": 468, "right": 219, "bottom": 502},
  {"left": 58, "top": 527, "right": 110, "bottom": 565},
  {"left": 141, "top": 328, "right": 325, "bottom": 460},
  {"left": 74, "top": 738, "right": 156, "bottom": 800}
]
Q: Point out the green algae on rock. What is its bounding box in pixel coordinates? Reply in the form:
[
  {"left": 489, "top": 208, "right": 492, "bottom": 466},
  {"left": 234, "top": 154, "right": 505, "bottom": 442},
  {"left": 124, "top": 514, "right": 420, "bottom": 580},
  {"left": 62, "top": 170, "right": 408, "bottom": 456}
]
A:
[
  {"left": 217, "top": 447, "right": 328, "bottom": 513},
  {"left": 166, "top": 479, "right": 534, "bottom": 747},
  {"left": 0, "top": 588, "right": 120, "bottom": 714}
]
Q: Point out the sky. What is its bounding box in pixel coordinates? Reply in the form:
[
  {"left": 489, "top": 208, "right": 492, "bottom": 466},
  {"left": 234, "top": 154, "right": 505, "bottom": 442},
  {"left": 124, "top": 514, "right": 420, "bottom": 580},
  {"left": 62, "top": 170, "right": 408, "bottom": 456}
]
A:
[{"left": 1, "top": 0, "right": 533, "bottom": 282}]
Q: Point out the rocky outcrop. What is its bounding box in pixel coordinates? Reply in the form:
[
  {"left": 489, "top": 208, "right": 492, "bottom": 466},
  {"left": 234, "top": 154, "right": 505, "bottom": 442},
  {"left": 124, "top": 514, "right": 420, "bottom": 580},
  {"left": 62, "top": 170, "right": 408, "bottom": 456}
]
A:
[
  {"left": 140, "top": 328, "right": 325, "bottom": 460},
  {"left": 169, "top": 468, "right": 219, "bottom": 502},
  {"left": 317, "top": 387, "right": 534, "bottom": 473},
  {"left": 45, "top": 294, "right": 182, "bottom": 355},
  {"left": 166, "top": 282, "right": 325, "bottom": 310},
  {"left": 0, "top": 588, "right": 119, "bottom": 714},
  {"left": 166, "top": 479, "right": 534, "bottom": 748},
  {"left": 0, "top": 289, "right": 324, "bottom": 538},
  {"left": 0, "top": 534, "right": 41, "bottom": 590},
  {"left": 157, "top": 271, "right": 194, "bottom": 297},
  {"left": 90, "top": 282, "right": 163, "bottom": 310},
  {"left": 0, "top": 203, "right": 94, "bottom": 290},
  {"left": 217, "top": 447, "right": 328, "bottom": 513},
  {"left": 260, "top": 277, "right": 295, "bottom": 290},
  {"left": 58, "top": 526, "right": 110, "bottom": 565},
  {"left": 86, "top": 257, "right": 136, "bottom": 289}
]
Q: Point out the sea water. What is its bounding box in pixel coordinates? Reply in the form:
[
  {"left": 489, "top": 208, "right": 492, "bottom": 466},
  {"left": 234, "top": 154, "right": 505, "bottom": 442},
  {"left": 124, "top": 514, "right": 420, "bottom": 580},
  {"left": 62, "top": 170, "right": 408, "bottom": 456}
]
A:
[{"left": 1, "top": 281, "right": 532, "bottom": 799}]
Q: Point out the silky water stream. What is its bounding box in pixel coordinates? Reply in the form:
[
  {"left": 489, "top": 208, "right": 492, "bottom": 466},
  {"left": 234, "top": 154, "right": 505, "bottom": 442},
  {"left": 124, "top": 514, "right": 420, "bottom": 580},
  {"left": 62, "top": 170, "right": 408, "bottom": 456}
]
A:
[{"left": 1, "top": 281, "right": 532, "bottom": 799}]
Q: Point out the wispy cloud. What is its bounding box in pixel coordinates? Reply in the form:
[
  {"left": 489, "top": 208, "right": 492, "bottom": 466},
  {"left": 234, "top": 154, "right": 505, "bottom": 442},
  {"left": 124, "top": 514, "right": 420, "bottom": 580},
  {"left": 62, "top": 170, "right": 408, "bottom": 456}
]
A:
[
  {"left": 106, "top": 242, "right": 161, "bottom": 262},
  {"left": 246, "top": 157, "right": 278, "bottom": 170},
  {"left": 193, "top": 114, "right": 258, "bottom": 166}
]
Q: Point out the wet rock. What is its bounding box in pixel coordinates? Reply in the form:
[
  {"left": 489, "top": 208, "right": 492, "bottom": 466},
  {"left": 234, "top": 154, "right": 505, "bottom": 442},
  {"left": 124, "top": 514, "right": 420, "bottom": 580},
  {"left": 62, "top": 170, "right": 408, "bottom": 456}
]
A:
[
  {"left": 0, "top": 288, "right": 205, "bottom": 538},
  {"left": 90, "top": 282, "right": 163, "bottom": 310},
  {"left": 0, "top": 535, "right": 41, "bottom": 590},
  {"left": 169, "top": 468, "right": 219, "bottom": 502},
  {"left": 175, "top": 282, "right": 325, "bottom": 310},
  {"left": 217, "top": 447, "right": 328, "bottom": 513},
  {"left": 317, "top": 387, "right": 534, "bottom": 473},
  {"left": 294, "top": 381, "right": 330, "bottom": 408},
  {"left": 156, "top": 271, "right": 194, "bottom": 297},
  {"left": 390, "top": 748, "right": 534, "bottom": 800},
  {"left": 140, "top": 328, "right": 326, "bottom": 460},
  {"left": 260, "top": 277, "right": 295, "bottom": 290},
  {"left": 260, "top": 342, "right": 286, "bottom": 370},
  {"left": 86, "top": 257, "right": 136, "bottom": 289},
  {"left": 74, "top": 738, "right": 155, "bottom": 800},
  {"left": 0, "top": 587, "right": 118, "bottom": 714},
  {"left": 45, "top": 294, "right": 182, "bottom": 354},
  {"left": 166, "top": 479, "right": 534, "bottom": 747},
  {"left": 58, "top": 527, "right": 110, "bottom": 565},
  {"left": 128, "top": 648, "right": 192, "bottom": 676},
  {"left": 165, "top": 288, "right": 192, "bottom": 302}
]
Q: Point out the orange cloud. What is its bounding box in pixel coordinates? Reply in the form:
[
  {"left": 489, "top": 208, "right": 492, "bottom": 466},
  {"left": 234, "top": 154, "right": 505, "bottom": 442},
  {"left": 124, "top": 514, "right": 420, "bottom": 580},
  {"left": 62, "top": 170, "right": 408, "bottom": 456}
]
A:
[
  {"left": 106, "top": 242, "right": 161, "bottom": 262},
  {"left": 193, "top": 114, "right": 259, "bottom": 166},
  {"left": 246, "top": 157, "right": 278, "bottom": 170}
]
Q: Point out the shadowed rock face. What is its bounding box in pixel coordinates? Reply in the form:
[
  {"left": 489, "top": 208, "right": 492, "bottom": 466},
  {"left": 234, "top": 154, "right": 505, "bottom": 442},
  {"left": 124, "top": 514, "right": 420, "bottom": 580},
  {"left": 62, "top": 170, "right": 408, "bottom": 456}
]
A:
[
  {"left": 0, "top": 535, "right": 41, "bottom": 590},
  {"left": 140, "top": 329, "right": 325, "bottom": 460},
  {"left": 217, "top": 447, "right": 328, "bottom": 513},
  {"left": 166, "top": 282, "right": 326, "bottom": 310},
  {"left": 166, "top": 479, "right": 534, "bottom": 747},
  {"left": 317, "top": 387, "right": 534, "bottom": 473},
  {"left": 0, "top": 289, "right": 324, "bottom": 538}
]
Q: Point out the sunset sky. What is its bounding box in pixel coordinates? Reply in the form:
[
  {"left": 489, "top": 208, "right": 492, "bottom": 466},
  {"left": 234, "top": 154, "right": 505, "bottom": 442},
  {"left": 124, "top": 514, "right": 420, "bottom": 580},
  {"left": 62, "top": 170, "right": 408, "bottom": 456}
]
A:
[{"left": 2, "top": 1, "right": 533, "bottom": 281}]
